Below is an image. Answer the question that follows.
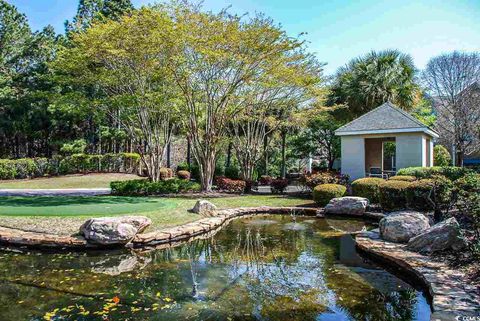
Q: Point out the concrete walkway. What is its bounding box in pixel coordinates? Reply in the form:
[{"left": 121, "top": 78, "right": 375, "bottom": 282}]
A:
[{"left": 0, "top": 188, "right": 111, "bottom": 197}]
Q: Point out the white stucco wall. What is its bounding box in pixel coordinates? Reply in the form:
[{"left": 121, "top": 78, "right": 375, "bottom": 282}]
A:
[
  {"left": 340, "top": 136, "right": 365, "bottom": 180},
  {"left": 396, "top": 134, "right": 424, "bottom": 170}
]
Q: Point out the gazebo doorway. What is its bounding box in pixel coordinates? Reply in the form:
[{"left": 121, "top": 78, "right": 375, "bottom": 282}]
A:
[{"left": 364, "top": 137, "right": 396, "bottom": 177}]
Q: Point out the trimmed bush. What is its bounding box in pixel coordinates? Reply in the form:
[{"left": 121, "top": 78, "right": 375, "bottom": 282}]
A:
[
  {"left": 159, "top": 167, "right": 174, "bottom": 180},
  {"left": 270, "top": 178, "right": 289, "bottom": 194},
  {"left": 300, "top": 171, "right": 349, "bottom": 190},
  {"left": 258, "top": 175, "right": 273, "bottom": 186},
  {"left": 433, "top": 145, "right": 451, "bottom": 166},
  {"left": 177, "top": 170, "right": 191, "bottom": 180},
  {"left": 389, "top": 175, "right": 416, "bottom": 182},
  {"left": 313, "top": 184, "right": 347, "bottom": 206},
  {"left": 110, "top": 178, "right": 200, "bottom": 196},
  {"left": 215, "top": 177, "right": 246, "bottom": 193},
  {"left": 379, "top": 180, "right": 411, "bottom": 212},
  {"left": 397, "top": 166, "right": 471, "bottom": 181},
  {"left": 351, "top": 177, "right": 384, "bottom": 203},
  {"left": 406, "top": 176, "right": 453, "bottom": 212},
  {"left": 455, "top": 173, "right": 480, "bottom": 225}
]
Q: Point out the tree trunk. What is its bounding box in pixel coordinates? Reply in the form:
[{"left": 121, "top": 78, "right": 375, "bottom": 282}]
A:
[
  {"left": 281, "top": 131, "right": 286, "bottom": 179},
  {"left": 263, "top": 135, "right": 268, "bottom": 176},
  {"left": 226, "top": 142, "right": 232, "bottom": 168},
  {"left": 166, "top": 142, "right": 171, "bottom": 168},
  {"left": 199, "top": 154, "right": 215, "bottom": 192}
]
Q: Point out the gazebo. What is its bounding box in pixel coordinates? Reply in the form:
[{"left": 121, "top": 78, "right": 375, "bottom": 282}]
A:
[{"left": 335, "top": 102, "right": 439, "bottom": 180}]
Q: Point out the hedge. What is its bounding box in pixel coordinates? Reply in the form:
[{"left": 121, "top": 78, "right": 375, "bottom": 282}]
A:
[
  {"left": 351, "top": 177, "right": 384, "bottom": 203},
  {"left": 379, "top": 180, "right": 411, "bottom": 212},
  {"left": 405, "top": 176, "right": 452, "bottom": 212},
  {"left": 0, "top": 153, "right": 141, "bottom": 180},
  {"left": 110, "top": 178, "right": 200, "bottom": 196},
  {"left": 313, "top": 184, "right": 346, "bottom": 206},
  {"left": 397, "top": 166, "right": 471, "bottom": 181},
  {"left": 389, "top": 175, "right": 416, "bottom": 182}
]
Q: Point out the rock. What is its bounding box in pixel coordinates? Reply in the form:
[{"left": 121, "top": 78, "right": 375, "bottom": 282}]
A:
[
  {"left": 191, "top": 200, "right": 217, "bottom": 216},
  {"left": 325, "top": 196, "right": 369, "bottom": 216},
  {"left": 406, "top": 217, "right": 464, "bottom": 254},
  {"left": 80, "top": 216, "right": 151, "bottom": 245},
  {"left": 379, "top": 211, "right": 430, "bottom": 243}
]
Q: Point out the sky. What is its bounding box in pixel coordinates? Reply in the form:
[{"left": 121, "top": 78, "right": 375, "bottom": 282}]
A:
[{"left": 7, "top": 0, "right": 480, "bottom": 75}]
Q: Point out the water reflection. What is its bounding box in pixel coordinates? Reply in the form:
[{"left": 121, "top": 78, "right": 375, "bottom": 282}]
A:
[{"left": 0, "top": 215, "right": 430, "bottom": 321}]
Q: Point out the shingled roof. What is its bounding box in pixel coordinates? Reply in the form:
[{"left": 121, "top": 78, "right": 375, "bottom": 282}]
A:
[{"left": 335, "top": 102, "right": 439, "bottom": 137}]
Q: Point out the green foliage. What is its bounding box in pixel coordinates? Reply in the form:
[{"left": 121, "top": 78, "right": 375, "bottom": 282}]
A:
[
  {"left": 379, "top": 180, "right": 411, "bottom": 212},
  {"left": 176, "top": 162, "right": 190, "bottom": 172},
  {"left": 455, "top": 173, "right": 480, "bottom": 234},
  {"left": 110, "top": 178, "right": 201, "bottom": 196},
  {"left": 433, "top": 145, "right": 451, "bottom": 166},
  {"left": 300, "top": 171, "right": 349, "bottom": 191},
  {"left": 351, "top": 177, "right": 384, "bottom": 203},
  {"left": 406, "top": 176, "right": 453, "bottom": 212},
  {"left": 177, "top": 170, "right": 191, "bottom": 180},
  {"left": 411, "top": 98, "right": 436, "bottom": 127},
  {"left": 224, "top": 164, "right": 240, "bottom": 180},
  {"left": 397, "top": 166, "right": 471, "bottom": 181},
  {"left": 328, "top": 50, "right": 420, "bottom": 120},
  {"left": 389, "top": 175, "right": 417, "bottom": 182},
  {"left": 313, "top": 184, "right": 347, "bottom": 206},
  {"left": 60, "top": 139, "right": 87, "bottom": 155}
]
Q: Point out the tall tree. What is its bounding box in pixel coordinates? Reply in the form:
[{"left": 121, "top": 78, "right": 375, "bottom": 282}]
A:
[
  {"left": 164, "top": 3, "right": 321, "bottom": 190},
  {"left": 329, "top": 50, "right": 420, "bottom": 121},
  {"left": 422, "top": 51, "right": 480, "bottom": 166},
  {"left": 55, "top": 8, "right": 179, "bottom": 182}
]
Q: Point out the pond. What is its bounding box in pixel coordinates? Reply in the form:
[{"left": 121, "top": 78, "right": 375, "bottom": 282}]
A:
[{"left": 0, "top": 215, "right": 431, "bottom": 321}]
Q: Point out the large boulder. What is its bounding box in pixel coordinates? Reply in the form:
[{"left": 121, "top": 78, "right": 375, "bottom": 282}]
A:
[
  {"left": 407, "top": 217, "right": 464, "bottom": 254},
  {"left": 80, "top": 216, "right": 151, "bottom": 245},
  {"left": 191, "top": 200, "right": 217, "bottom": 216},
  {"left": 325, "top": 196, "right": 369, "bottom": 216},
  {"left": 379, "top": 211, "right": 430, "bottom": 243}
]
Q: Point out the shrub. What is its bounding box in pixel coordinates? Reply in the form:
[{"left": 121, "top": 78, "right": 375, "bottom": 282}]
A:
[
  {"left": 270, "top": 179, "right": 289, "bottom": 194},
  {"left": 397, "top": 166, "right": 471, "bottom": 181},
  {"left": 159, "top": 167, "right": 174, "bottom": 180},
  {"left": 379, "top": 180, "right": 411, "bottom": 212},
  {"left": 177, "top": 170, "right": 191, "bottom": 180},
  {"left": 313, "top": 184, "right": 347, "bottom": 206},
  {"left": 259, "top": 175, "right": 272, "bottom": 186},
  {"left": 110, "top": 178, "right": 200, "bottom": 196},
  {"left": 13, "top": 158, "right": 38, "bottom": 179},
  {"left": 406, "top": 176, "right": 453, "bottom": 213},
  {"left": 176, "top": 162, "right": 190, "bottom": 172},
  {"left": 0, "top": 160, "right": 16, "bottom": 180},
  {"left": 433, "top": 145, "right": 451, "bottom": 166},
  {"left": 455, "top": 173, "right": 480, "bottom": 227},
  {"left": 351, "top": 177, "right": 384, "bottom": 203},
  {"left": 389, "top": 175, "right": 416, "bottom": 182},
  {"left": 215, "top": 176, "right": 246, "bottom": 193},
  {"left": 300, "top": 171, "right": 349, "bottom": 190}
]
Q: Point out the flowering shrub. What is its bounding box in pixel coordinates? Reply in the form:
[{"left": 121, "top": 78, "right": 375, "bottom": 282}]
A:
[
  {"left": 215, "top": 176, "right": 246, "bottom": 193},
  {"left": 300, "top": 171, "right": 349, "bottom": 190},
  {"left": 270, "top": 179, "right": 289, "bottom": 194}
]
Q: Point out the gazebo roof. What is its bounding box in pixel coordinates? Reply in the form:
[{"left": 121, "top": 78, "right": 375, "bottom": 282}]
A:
[{"left": 335, "top": 102, "right": 439, "bottom": 138}]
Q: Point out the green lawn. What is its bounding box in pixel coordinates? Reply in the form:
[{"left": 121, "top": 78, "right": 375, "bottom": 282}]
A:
[
  {"left": 0, "top": 195, "right": 314, "bottom": 234},
  {"left": 0, "top": 173, "right": 143, "bottom": 189}
]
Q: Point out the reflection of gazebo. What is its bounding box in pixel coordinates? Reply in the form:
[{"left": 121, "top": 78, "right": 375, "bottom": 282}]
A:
[{"left": 335, "top": 102, "right": 439, "bottom": 180}]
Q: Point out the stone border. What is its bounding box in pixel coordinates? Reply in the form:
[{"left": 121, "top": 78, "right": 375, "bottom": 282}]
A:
[
  {"left": 0, "top": 206, "right": 321, "bottom": 250},
  {"left": 355, "top": 230, "right": 479, "bottom": 320}
]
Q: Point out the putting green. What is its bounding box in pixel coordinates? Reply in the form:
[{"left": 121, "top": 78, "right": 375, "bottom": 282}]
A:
[{"left": 0, "top": 196, "right": 178, "bottom": 217}]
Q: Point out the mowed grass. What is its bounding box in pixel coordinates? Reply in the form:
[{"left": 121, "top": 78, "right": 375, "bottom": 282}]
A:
[
  {"left": 0, "top": 173, "right": 144, "bottom": 189},
  {"left": 0, "top": 195, "right": 313, "bottom": 231}
]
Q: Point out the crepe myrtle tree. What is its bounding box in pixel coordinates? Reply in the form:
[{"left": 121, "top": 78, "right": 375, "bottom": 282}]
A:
[
  {"left": 54, "top": 9, "right": 180, "bottom": 182},
  {"left": 422, "top": 51, "right": 480, "bottom": 166},
  {"left": 162, "top": 2, "right": 323, "bottom": 191}
]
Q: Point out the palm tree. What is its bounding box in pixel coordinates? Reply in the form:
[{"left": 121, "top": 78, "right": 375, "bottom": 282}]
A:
[{"left": 329, "top": 50, "right": 420, "bottom": 120}]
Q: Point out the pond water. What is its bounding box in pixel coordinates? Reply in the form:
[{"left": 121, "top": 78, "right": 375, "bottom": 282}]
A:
[{"left": 0, "top": 215, "right": 431, "bottom": 321}]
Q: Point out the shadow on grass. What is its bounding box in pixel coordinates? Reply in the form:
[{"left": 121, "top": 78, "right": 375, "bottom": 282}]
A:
[{"left": 0, "top": 196, "right": 164, "bottom": 208}]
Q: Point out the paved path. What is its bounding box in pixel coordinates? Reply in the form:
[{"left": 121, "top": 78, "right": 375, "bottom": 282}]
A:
[{"left": 0, "top": 188, "right": 111, "bottom": 197}]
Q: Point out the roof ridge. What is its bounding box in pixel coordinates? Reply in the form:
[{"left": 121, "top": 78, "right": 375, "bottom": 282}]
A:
[
  {"left": 336, "top": 102, "right": 390, "bottom": 132},
  {"left": 385, "top": 102, "right": 430, "bottom": 129}
]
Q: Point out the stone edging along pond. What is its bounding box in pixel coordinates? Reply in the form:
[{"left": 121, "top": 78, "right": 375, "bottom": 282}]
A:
[{"left": 355, "top": 230, "right": 479, "bottom": 320}]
